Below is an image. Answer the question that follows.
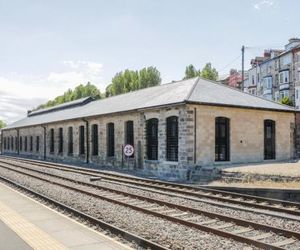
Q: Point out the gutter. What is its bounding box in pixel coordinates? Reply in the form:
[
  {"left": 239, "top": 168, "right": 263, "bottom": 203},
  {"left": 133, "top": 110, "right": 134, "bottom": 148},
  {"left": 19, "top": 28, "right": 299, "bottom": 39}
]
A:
[
  {"left": 82, "top": 119, "right": 89, "bottom": 164},
  {"left": 185, "top": 100, "right": 298, "bottom": 113}
]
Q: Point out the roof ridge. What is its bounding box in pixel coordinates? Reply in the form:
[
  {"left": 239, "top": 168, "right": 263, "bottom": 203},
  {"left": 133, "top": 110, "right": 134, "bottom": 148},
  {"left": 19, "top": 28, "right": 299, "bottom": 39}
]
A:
[
  {"left": 184, "top": 77, "right": 200, "bottom": 101},
  {"left": 196, "top": 76, "right": 296, "bottom": 110}
]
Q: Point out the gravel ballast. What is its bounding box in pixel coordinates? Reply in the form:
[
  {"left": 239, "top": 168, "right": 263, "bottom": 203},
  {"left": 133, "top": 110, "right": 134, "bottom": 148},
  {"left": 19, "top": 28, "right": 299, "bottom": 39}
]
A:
[
  {"left": 4, "top": 160, "right": 300, "bottom": 234},
  {"left": 0, "top": 166, "right": 254, "bottom": 250}
]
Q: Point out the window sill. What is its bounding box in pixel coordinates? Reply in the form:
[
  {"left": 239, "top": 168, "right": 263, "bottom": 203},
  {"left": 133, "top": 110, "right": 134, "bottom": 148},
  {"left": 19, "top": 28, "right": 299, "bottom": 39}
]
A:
[
  {"left": 163, "top": 161, "right": 178, "bottom": 165},
  {"left": 144, "top": 159, "right": 159, "bottom": 164},
  {"left": 107, "top": 156, "right": 116, "bottom": 160}
]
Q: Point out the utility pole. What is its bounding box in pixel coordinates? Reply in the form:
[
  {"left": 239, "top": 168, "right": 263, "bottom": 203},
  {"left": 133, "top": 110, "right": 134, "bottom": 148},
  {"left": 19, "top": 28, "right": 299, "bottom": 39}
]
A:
[{"left": 241, "top": 45, "right": 245, "bottom": 91}]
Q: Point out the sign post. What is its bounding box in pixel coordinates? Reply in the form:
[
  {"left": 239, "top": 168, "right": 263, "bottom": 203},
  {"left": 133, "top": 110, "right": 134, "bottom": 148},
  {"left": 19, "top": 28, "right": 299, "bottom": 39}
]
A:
[{"left": 123, "top": 144, "right": 134, "bottom": 169}]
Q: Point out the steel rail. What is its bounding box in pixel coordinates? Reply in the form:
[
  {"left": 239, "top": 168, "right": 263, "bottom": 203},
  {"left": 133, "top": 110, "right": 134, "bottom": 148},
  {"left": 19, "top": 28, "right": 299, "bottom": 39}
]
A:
[
  {"left": 0, "top": 175, "right": 168, "bottom": 250},
  {"left": 2, "top": 160, "right": 300, "bottom": 241},
  {"left": 0, "top": 162, "right": 294, "bottom": 250},
  {"left": 1, "top": 156, "right": 300, "bottom": 216}
]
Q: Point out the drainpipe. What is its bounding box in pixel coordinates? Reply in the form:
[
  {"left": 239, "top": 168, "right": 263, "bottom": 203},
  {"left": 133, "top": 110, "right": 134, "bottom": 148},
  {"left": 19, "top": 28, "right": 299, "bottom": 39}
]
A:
[
  {"left": 194, "top": 108, "right": 197, "bottom": 164},
  {"left": 294, "top": 111, "right": 298, "bottom": 159},
  {"left": 82, "top": 119, "right": 89, "bottom": 164},
  {"left": 42, "top": 125, "right": 47, "bottom": 160},
  {"left": 15, "top": 129, "right": 20, "bottom": 155},
  {"left": 0, "top": 130, "right": 3, "bottom": 154}
]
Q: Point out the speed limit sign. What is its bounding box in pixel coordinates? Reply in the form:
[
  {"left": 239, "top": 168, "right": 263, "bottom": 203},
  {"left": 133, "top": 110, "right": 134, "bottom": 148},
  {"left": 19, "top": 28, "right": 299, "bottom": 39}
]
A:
[{"left": 123, "top": 144, "right": 134, "bottom": 157}]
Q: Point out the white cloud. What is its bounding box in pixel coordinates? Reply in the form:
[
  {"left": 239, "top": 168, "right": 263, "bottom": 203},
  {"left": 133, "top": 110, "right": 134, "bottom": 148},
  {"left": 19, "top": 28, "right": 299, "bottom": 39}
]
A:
[
  {"left": 0, "top": 60, "right": 104, "bottom": 124},
  {"left": 253, "top": 0, "right": 274, "bottom": 10}
]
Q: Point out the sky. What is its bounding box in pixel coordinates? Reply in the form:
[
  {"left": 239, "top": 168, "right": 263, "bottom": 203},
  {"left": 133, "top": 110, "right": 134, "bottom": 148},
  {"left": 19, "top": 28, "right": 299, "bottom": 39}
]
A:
[{"left": 0, "top": 0, "right": 299, "bottom": 124}]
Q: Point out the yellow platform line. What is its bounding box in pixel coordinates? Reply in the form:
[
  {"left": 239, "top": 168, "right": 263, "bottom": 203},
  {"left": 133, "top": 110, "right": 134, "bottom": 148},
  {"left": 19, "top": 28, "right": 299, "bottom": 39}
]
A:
[{"left": 0, "top": 201, "right": 67, "bottom": 250}]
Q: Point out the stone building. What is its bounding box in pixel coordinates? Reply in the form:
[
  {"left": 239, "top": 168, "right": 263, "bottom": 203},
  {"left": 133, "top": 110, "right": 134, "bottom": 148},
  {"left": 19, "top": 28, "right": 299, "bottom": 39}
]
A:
[{"left": 1, "top": 77, "right": 298, "bottom": 180}]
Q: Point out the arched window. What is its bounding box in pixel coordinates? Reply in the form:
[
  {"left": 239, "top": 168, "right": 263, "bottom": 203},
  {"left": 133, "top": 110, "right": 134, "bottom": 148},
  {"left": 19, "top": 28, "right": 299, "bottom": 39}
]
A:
[
  {"left": 58, "top": 128, "right": 63, "bottom": 153},
  {"left": 4, "top": 137, "right": 6, "bottom": 150},
  {"left": 125, "top": 121, "right": 134, "bottom": 146},
  {"left": 215, "top": 117, "right": 230, "bottom": 161},
  {"left": 264, "top": 120, "right": 275, "bottom": 160},
  {"left": 91, "top": 124, "right": 99, "bottom": 156},
  {"left": 166, "top": 116, "right": 178, "bottom": 162},
  {"left": 30, "top": 136, "right": 33, "bottom": 152},
  {"left": 68, "top": 127, "right": 73, "bottom": 154},
  {"left": 50, "top": 129, "right": 54, "bottom": 153},
  {"left": 79, "top": 125, "right": 85, "bottom": 154},
  {"left": 107, "top": 123, "right": 115, "bottom": 157},
  {"left": 125, "top": 121, "right": 134, "bottom": 158},
  {"left": 19, "top": 137, "right": 23, "bottom": 151},
  {"left": 24, "top": 136, "right": 28, "bottom": 151},
  {"left": 36, "top": 136, "right": 40, "bottom": 152},
  {"left": 15, "top": 137, "right": 18, "bottom": 152},
  {"left": 146, "top": 118, "right": 158, "bottom": 160}
]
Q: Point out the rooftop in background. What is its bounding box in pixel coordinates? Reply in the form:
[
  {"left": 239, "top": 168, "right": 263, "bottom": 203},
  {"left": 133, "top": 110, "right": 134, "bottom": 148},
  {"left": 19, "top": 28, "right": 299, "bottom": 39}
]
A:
[
  {"left": 249, "top": 38, "right": 300, "bottom": 68},
  {"left": 4, "top": 77, "right": 296, "bottom": 130}
]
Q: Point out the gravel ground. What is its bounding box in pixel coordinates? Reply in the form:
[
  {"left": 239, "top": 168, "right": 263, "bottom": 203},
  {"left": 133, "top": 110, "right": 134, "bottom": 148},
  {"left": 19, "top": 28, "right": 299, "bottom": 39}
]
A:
[
  {"left": 0, "top": 166, "right": 254, "bottom": 250},
  {"left": 222, "top": 161, "right": 300, "bottom": 177},
  {"left": 2, "top": 159, "right": 300, "bottom": 234}
]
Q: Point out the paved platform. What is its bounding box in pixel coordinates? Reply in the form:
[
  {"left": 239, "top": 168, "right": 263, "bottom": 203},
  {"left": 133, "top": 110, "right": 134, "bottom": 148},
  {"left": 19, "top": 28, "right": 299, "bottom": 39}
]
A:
[{"left": 0, "top": 182, "right": 131, "bottom": 250}]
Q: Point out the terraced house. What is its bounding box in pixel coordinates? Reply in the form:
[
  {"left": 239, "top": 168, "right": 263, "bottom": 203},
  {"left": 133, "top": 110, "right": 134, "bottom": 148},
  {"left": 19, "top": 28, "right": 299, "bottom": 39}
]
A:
[
  {"left": 1, "top": 77, "right": 299, "bottom": 180},
  {"left": 244, "top": 38, "right": 300, "bottom": 108}
]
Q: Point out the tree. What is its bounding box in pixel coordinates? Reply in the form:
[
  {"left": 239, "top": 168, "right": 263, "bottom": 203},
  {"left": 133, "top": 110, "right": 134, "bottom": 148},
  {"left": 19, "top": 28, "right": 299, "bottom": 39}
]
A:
[
  {"left": 201, "top": 63, "right": 218, "bottom": 81},
  {"left": 109, "top": 66, "right": 161, "bottom": 97},
  {"left": 280, "top": 97, "right": 293, "bottom": 106},
  {"left": 183, "top": 64, "right": 201, "bottom": 80},
  {"left": 139, "top": 67, "right": 161, "bottom": 89},
  {"left": 0, "top": 120, "right": 6, "bottom": 129}
]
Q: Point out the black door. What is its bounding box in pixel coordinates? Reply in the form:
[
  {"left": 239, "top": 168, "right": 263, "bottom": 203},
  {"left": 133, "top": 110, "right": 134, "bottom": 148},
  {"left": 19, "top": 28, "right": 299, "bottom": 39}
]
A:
[
  {"left": 264, "top": 120, "right": 275, "bottom": 160},
  {"left": 215, "top": 117, "right": 230, "bottom": 161}
]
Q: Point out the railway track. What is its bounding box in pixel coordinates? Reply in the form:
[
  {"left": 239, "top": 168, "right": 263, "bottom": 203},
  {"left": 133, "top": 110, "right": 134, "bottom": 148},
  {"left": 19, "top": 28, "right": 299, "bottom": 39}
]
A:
[
  {"left": 0, "top": 157, "right": 300, "bottom": 249},
  {"left": 1, "top": 155, "right": 300, "bottom": 218}
]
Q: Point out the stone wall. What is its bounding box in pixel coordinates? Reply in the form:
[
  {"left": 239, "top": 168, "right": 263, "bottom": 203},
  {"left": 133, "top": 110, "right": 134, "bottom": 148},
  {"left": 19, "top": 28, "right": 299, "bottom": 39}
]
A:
[
  {"left": 1, "top": 105, "right": 192, "bottom": 180},
  {"left": 1, "top": 104, "right": 297, "bottom": 181},
  {"left": 190, "top": 104, "right": 295, "bottom": 166}
]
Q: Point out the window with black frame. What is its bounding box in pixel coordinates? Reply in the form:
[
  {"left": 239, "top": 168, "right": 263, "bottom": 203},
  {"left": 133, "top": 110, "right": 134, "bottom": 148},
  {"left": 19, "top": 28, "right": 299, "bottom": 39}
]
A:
[
  {"left": 30, "top": 136, "right": 33, "bottom": 151},
  {"left": 107, "top": 123, "right": 115, "bottom": 157},
  {"left": 79, "top": 125, "right": 85, "bottom": 154},
  {"left": 264, "top": 119, "right": 276, "bottom": 160},
  {"left": 166, "top": 116, "right": 178, "bottom": 162},
  {"left": 19, "top": 137, "right": 22, "bottom": 151},
  {"left": 68, "top": 127, "right": 73, "bottom": 154},
  {"left": 50, "top": 129, "right": 54, "bottom": 153},
  {"left": 146, "top": 118, "right": 158, "bottom": 160},
  {"left": 24, "top": 136, "right": 27, "bottom": 151},
  {"left": 58, "top": 128, "right": 63, "bottom": 153},
  {"left": 91, "top": 124, "right": 99, "bottom": 156},
  {"left": 15, "top": 137, "right": 18, "bottom": 152},
  {"left": 11, "top": 137, "right": 14, "bottom": 151},
  {"left": 125, "top": 121, "right": 134, "bottom": 157},
  {"left": 215, "top": 117, "right": 230, "bottom": 161},
  {"left": 36, "top": 136, "right": 40, "bottom": 152}
]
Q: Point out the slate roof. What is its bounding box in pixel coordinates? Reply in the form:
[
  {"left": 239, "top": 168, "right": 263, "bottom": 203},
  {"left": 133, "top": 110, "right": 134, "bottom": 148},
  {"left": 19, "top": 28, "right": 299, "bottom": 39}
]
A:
[{"left": 4, "top": 77, "right": 296, "bottom": 130}]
